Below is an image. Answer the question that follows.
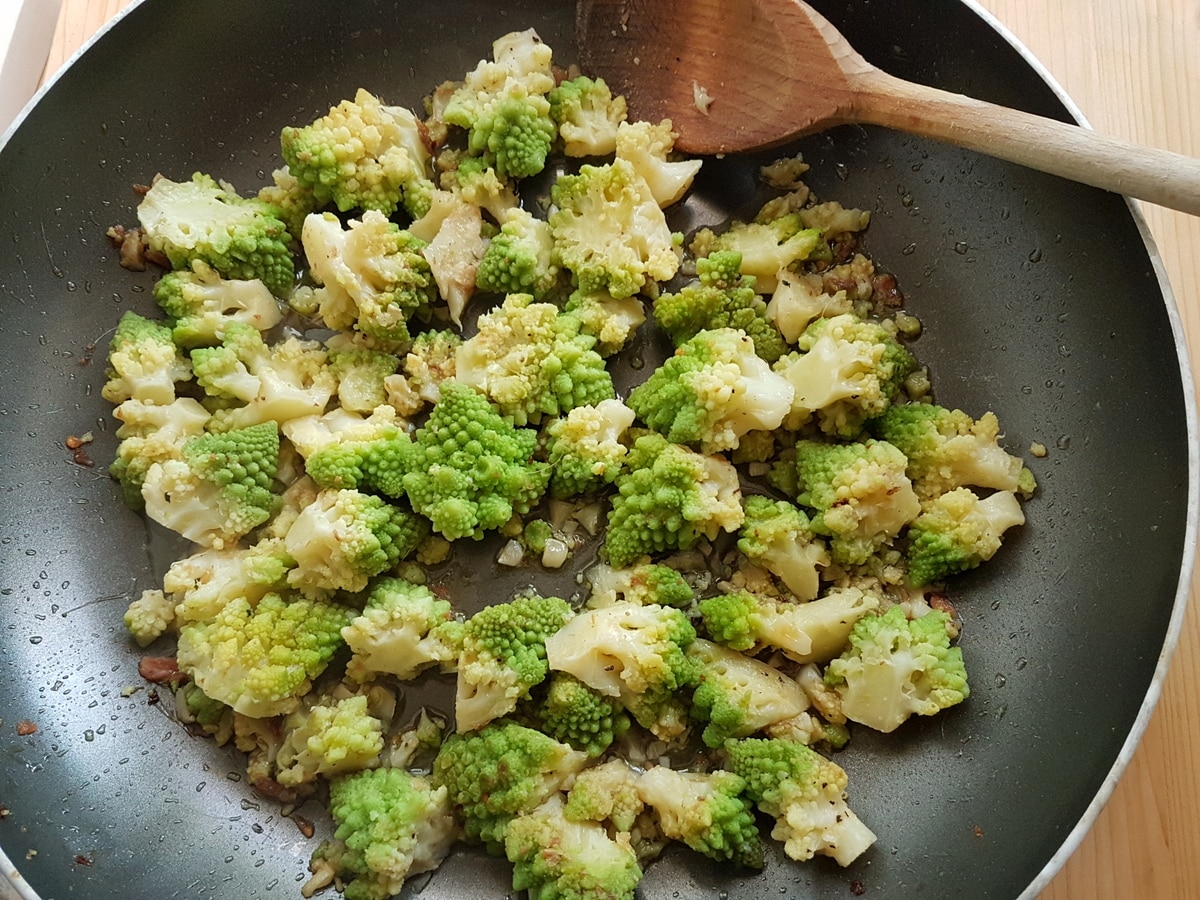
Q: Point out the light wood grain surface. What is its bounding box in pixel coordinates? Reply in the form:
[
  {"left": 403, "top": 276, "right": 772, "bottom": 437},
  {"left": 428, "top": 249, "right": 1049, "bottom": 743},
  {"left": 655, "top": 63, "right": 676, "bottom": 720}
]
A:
[{"left": 39, "top": 1, "right": 1200, "bottom": 898}]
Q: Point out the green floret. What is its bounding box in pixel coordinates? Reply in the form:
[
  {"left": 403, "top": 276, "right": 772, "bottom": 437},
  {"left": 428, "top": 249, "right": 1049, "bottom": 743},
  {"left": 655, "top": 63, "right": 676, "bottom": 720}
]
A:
[
  {"left": 603, "top": 432, "right": 744, "bottom": 568},
  {"left": 455, "top": 594, "right": 574, "bottom": 732},
  {"left": 585, "top": 562, "right": 696, "bottom": 609},
  {"left": 281, "top": 88, "right": 434, "bottom": 219},
  {"left": 562, "top": 289, "right": 646, "bottom": 357},
  {"left": 301, "top": 210, "right": 436, "bottom": 346},
  {"left": 626, "top": 327, "right": 793, "bottom": 454},
  {"left": 724, "top": 737, "right": 876, "bottom": 866},
  {"left": 399, "top": 380, "right": 550, "bottom": 540},
  {"left": 545, "top": 398, "right": 636, "bottom": 498},
  {"left": 152, "top": 262, "right": 282, "bottom": 348},
  {"left": 102, "top": 310, "right": 192, "bottom": 405},
  {"left": 653, "top": 250, "right": 788, "bottom": 363},
  {"left": 905, "top": 487, "right": 1027, "bottom": 587},
  {"left": 139, "top": 421, "right": 279, "bottom": 549},
  {"left": 527, "top": 672, "right": 630, "bottom": 758},
  {"left": 403, "top": 329, "right": 461, "bottom": 404},
  {"left": 109, "top": 397, "right": 212, "bottom": 509},
  {"left": 175, "top": 591, "right": 353, "bottom": 718},
  {"left": 455, "top": 293, "right": 615, "bottom": 426},
  {"left": 328, "top": 346, "right": 400, "bottom": 413},
  {"left": 189, "top": 322, "right": 336, "bottom": 431},
  {"left": 793, "top": 438, "right": 921, "bottom": 566},
  {"left": 136, "top": 172, "right": 295, "bottom": 297},
  {"left": 475, "top": 207, "right": 561, "bottom": 299},
  {"left": 870, "top": 402, "right": 1032, "bottom": 499},
  {"left": 697, "top": 587, "right": 881, "bottom": 664},
  {"left": 431, "top": 719, "right": 588, "bottom": 851},
  {"left": 123, "top": 589, "right": 176, "bottom": 647},
  {"left": 613, "top": 119, "right": 703, "bottom": 209},
  {"left": 563, "top": 760, "right": 644, "bottom": 833},
  {"left": 637, "top": 766, "right": 763, "bottom": 868},
  {"left": 275, "top": 694, "right": 385, "bottom": 787},
  {"left": 342, "top": 576, "right": 464, "bottom": 682},
  {"left": 737, "top": 495, "right": 830, "bottom": 601},
  {"left": 291, "top": 406, "right": 413, "bottom": 496},
  {"left": 256, "top": 166, "right": 320, "bottom": 241},
  {"left": 549, "top": 75, "right": 628, "bottom": 158},
  {"left": 315, "top": 767, "right": 457, "bottom": 900},
  {"left": 692, "top": 214, "right": 822, "bottom": 293},
  {"left": 687, "top": 638, "right": 811, "bottom": 748},
  {"left": 545, "top": 601, "right": 701, "bottom": 741},
  {"left": 283, "top": 488, "right": 426, "bottom": 595},
  {"left": 505, "top": 794, "right": 643, "bottom": 900},
  {"left": 549, "top": 158, "right": 682, "bottom": 299},
  {"left": 775, "top": 313, "right": 917, "bottom": 437},
  {"left": 824, "top": 605, "right": 970, "bottom": 732},
  {"left": 161, "top": 536, "right": 293, "bottom": 626},
  {"left": 441, "top": 31, "right": 557, "bottom": 181}
]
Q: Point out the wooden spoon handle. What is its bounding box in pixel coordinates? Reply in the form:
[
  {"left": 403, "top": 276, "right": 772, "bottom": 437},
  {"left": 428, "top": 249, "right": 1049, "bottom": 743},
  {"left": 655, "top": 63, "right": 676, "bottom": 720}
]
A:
[{"left": 849, "top": 68, "right": 1200, "bottom": 215}]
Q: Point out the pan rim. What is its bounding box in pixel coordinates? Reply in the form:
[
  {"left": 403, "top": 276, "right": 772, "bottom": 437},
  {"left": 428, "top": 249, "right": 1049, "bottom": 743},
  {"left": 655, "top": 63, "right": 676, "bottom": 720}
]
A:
[{"left": 1, "top": 1, "right": 1196, "bottom": 897}]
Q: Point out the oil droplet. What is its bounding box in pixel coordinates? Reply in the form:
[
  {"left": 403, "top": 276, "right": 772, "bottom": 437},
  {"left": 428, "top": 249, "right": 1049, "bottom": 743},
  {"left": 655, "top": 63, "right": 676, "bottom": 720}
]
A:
[
  {"left": 1028, "top": 248, "right": 1043, "bottom": 263},
  {"left": 994, "top": 673, "right": 1007, "bottom": 687},
  {"left": 1015, "top": 657, "right": 1028, "bottom": 670},
  {"left": 1055, "top": 435, "right": 1071, "bottom": 450},
  {"left": 834, "top": 163, "right": 849, "bottom": 181},
  {"left": 954, "top": 241, "right": 969, "bottom": 255},
  {"left": 84, "top": 730, "right": 94, "bottom": 742},
  {"left": 29, "top": 636, "right": 43, "bottom": 644},
  {"left": 901, "top": 242, "right": 917, "bottom": 255}
]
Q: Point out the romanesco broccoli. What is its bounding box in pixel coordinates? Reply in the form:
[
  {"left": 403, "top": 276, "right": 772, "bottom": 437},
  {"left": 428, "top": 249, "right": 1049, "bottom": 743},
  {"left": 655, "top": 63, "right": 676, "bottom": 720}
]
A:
[
  {"left": 548, "top": 75, "right": 628, "bottom": 157},
  {"left": 341, "top": 577, "right": 464, "bottom": 682},
  {"left": 544, "top": 398, "right": 636, "bottom": 498},
  {"left": 737, "top": 495, "right": 830, "bottom": 601},
  {"left": 102, "top": 310, "right": 192, "bottom": 405},
  {"left": 636, "top": 766, "right": 763, "bottom": 868},
  {"left": 474, "top": 206, "right": 560, "bottom": 300},
  {"left": 276, "top": 694, "right": 385, "bottom": 786},
  {"left": 152, "top": 261, "right": 282, "bottom": 348},
  {"left": 905, "top": 487, "right": 1026, "bottom": 586}
]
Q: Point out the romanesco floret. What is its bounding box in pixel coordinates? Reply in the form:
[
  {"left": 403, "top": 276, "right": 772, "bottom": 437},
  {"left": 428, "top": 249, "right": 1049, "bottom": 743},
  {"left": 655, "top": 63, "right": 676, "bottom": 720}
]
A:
[
  {"left": 636, "top": 766, "right": 763, "bottom": 868},
  {"left": 398, "top": 380, "right": 549, "bottom": 539},
  {"left": 102, "top": 310, "right": 192, "bottom": 405},
  {"left": 327, "top": 344, "right": 400, "bottom": 414},
  {"left": 824, "top": 605, "right": 969, "bottom": 732},
  {"left": 698, "top": 587, "right": 881, "bottom": 664},
  {"left": 603, "top": 432, "right": 743, "bottom": 568},
  {"left": 276, "top": 694, "right": 385, "bottom": 786},
  {"left": 765, "top": 268, "right": 854, "bottom": 344},
  {"left": 431, "top": 719, "right": 587, "bottom": 850},
  {"left": 175, "top": 592, "right": 353, "bottom": 717},
  {"left": 474, "top": 206, "right": 561, "bottom": 300},
  {"left": 563, "top": 759, "right": 645, "bottom": 833},
  {"left": 342, "top": 577, "right": 464, "bottom": 682},
  {"left": 545, "top": 398, "right": 636, "bottom": 498},
  {"left": 162, "top": 536, "right": 293, "bottom": 626},
  {"left": 438, "top": 152, "right": 520, "bottom": 221},
  {"left": 691, "top": 214, "right": 822, "bottom": 293},
  {"left": 140, "top": 421, "right": 280, "bottom": 549},
  {"left": 455, "top": 593, "right": 573, "bottom": 731},
  {"left": 455, "top": 293, "right": 614, "bottom": 426},
  {"left": 687, "top": 638, "right": 811, "bottom": 748},
  {"left": 408, "top": 189, "right": 489, "bottom": 326},
  {"left": 775, "top": 313, "right": 916, "bottom": 437},
  {"left": 585, "top": 562, "right": 697, "bottom": 610},
  {"left": 562, "top": 288, "right": 646, "bottom": 356},
  {"left": 442, "top": 29, "right": 557, "bottom": 181},
  {"left": 724, "top": 737, "right": 876, "bottom": 866},
  {"left": 524, "top": 672, "right": 630, "bottom": 758},
  {"left": 505, "top": 794, "right": 643, "bottom": 900},
  {"left": 283, "top": 488, "right": 426, "bottom": 595},
  {"left": 626, "top": 327, "right": 794, "bottom": 454},
  {"left": 545, "top": 601, "right": 701, "bottom": 741},
  {"left": 124, "top": 589, "right": 176, "bottom": 647},
  {"left": 549, "top": 158, "right": 682, "bottom": 298},
  {"left": 256, "top": 165, "right": 319, "bottom": 242},
  {"left": 613, "top": 119, "right": 703, "bottom": 208},
  {"left": 109, "top": 397, "right": 211, "bottom": 508},
  {"left": 653, "top": 250, "right": 788, "bottom": 363},
  {"left": 548, "top": 75, "right": 628, "bottom": 157},
  {"left": 152, "top": 261, "right": 282, "bottom": 348},
  {"left": 280, "top": 88, "right": 435, "bottom": 219},
  {"left": 870, "top": 401, "right": 1031, "bottom": 499},
  {"left": 402, "top": 329, "right": 460, "bottom": 405},
  {"left": 793, "top": 438, "right": 921, "bottom": 566},
  {"left": 136, "top": 173, "right": 295, "bottom": 296},
  {"left": 315, "top": 767, "right": 457, "bottom": 900},
  {"left": 189, "top": 323, "right": 336, "bottom": 431},
  {"left": 286, "top": 405, "right": 411, "bottom": 496},
  {"left": 301, "top": 211, "right": 436, "bottom": 346},
  {"left": 905, "top": 488, "right": 1026, "bottom": 587},
  {"left": 737, "top": 495, "right": 830, "bottom": 601}
]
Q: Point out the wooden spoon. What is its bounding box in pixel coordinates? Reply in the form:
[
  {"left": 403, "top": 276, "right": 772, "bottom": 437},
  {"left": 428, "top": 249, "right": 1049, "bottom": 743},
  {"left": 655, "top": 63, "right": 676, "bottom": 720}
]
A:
[{"left": 576, "top": 0, "right": 1200, "bottom": 215}]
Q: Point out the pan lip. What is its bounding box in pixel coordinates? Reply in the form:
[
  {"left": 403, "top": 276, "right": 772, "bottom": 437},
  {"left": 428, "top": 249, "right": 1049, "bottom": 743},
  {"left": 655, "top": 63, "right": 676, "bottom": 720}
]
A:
[
  {"left": 1, "top": 2, "right": 1196, "bottom": 899},
  {"left": 955, "top": 0, "right": 1200, "bottom": 896}
]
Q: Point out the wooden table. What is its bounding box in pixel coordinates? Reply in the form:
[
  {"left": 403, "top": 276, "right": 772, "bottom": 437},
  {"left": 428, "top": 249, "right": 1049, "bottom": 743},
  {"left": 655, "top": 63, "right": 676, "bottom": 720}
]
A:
[{"left": 39, "top": 1, "right": 1200, "bottom": 897}]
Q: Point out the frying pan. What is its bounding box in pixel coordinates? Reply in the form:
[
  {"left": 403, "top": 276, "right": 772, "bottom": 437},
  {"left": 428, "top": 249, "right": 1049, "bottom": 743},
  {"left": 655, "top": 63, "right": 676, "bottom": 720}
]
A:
[{"left": 0, "top": 1, "right": 1194, "bottom": 898}]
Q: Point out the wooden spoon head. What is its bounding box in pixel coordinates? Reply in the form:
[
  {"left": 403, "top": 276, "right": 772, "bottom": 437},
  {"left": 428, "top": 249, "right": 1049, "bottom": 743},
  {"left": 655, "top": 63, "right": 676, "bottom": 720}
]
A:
[{"left": 576, "top": 0, "right": 871, "bottom": 155}]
